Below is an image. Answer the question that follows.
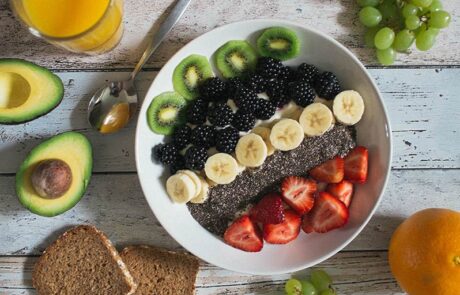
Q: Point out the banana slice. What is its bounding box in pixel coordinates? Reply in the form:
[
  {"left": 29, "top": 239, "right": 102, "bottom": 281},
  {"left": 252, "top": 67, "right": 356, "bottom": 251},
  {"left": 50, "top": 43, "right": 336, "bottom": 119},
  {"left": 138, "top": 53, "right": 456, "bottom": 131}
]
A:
[
  {"left": 190, "top": 176, "right": 210, "bottom": 204},
  {"left": 281, "top": 101, "right": 303, "bottom": 121},
  {"left": 269, "top": 118, "right": 304, "bottom": 151},
  {"left": 251, "top": 126, "right": 276, "bottom": 156},
  {"left": 314, "top": 97, "right": 334, "bottom": 110},
  {"left": 333, "top": 90, "right": 365, "bottom": 125},
  {"left": 166, "top": 173, "right": 197, "bottom": 204},
  {"left": 204, "top": 153, "right": 239, "bottom": 184},
  {"left": 235, "top": 134, "right": 268, "bottom": 167},
  {"left": 299, "top": 103, "right": 334, "bottom": 136},
  {"left": 177, "top": 170, "right": 202, "bottom": 198}
]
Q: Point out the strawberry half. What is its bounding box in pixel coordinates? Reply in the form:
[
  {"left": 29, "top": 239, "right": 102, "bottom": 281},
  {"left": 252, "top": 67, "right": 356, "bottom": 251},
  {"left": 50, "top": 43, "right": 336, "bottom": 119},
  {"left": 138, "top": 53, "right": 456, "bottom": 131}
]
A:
[
  {"left": 301, "top": 215, "right": 314, "bottom": 234},
  {"left": 306, "top": 192, "right": 349, "bottom": 233},
  {"left": 224, "top": 215, "right": 263, "bottom": 252},
  {"left": 309, "top": 156, "right": 344, "bottom": 183},
  {"left": 263, "top": 210, "right": 301, "bottom": 244},
  {"left": 281, "top": 176, "right": 316, "bottom": 215},
  {"left": 344, "top": 146, "right": 368, "bottom": 183},
  {"left": 327, "top": 180, "right": 354, "bottom": 207},
  {"left": 250, "top": 193, "right": 285, "bottom": 224}
]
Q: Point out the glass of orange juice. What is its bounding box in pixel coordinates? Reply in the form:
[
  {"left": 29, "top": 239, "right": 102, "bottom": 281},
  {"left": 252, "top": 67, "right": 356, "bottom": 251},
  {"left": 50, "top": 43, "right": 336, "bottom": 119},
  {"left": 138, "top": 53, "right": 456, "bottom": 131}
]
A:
[{"left": 10, "top": 0, "right": 124, "bottom": 54}]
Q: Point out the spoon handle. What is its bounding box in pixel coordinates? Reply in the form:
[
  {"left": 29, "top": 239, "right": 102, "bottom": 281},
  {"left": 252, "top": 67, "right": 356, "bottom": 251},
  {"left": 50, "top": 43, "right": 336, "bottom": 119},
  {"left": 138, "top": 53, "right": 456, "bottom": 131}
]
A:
[{"left": 130, "top": 0, "right": 192, "bottom": 80}]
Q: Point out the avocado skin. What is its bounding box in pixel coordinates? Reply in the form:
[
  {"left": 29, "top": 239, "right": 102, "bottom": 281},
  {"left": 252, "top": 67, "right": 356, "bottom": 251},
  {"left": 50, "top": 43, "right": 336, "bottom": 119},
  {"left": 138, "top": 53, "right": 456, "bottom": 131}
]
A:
[
  {"left": 16, "top": 132, "right": 93, "bottom": 217},
  {"left": 0, "top": 58, "right": 64, "bottom": 124}
]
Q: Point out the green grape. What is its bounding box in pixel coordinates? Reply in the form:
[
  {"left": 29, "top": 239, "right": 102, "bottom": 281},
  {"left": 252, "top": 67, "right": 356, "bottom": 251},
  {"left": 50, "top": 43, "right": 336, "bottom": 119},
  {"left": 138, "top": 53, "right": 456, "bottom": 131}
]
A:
[
  {"left": 428, "top": 27, "right": 440, "bottom": 36},
  {"left": 416, "top": 29, "right": 437, "bottom": 51},
  {"left": 428, "top": 0, "right": 443, "bottom": 12},
  {"left": 285, "top": 278, "right": 303, "bottom": 295},
  {"left": 378, "top": 0, "right": 399, "bottom": 22},
  {"left": 428, "top": 10, "right": 451, "bottom": 28},
  {"left": 405, "top": 15, "right": 421, "bottom": 30},
  {"left": 414, "top": 23, "right": 427, "bottom": 36},
  {"left": 393, "top": 29, "right": 415, "bottom": 52},
  {"left": 402, "top": 4, "right": 419, "bottom": 18},
  {"left": 376, "top": 47, "right": 396, "bottom": 65},
  {"left": 300, "top": 281, "right": 318, "bottom": 295},
  {"left": 357, "top": 0, "right": 380, "bottom": 7},
  {"left": 320, "top": 288, "right": 337, "bottom": 295},
  {"left": 310, "top": 270, "right": 332, "bottom": 292},
  {"left": 411, "top": 0, "right": 433, "bottom": 8},
  {"left": 359, "top": 7, "right": 382, "bottom": 27},
  {"left": 364, "top": 27, "right": 380, "bottom": 48},
  {"left": 374, "top": 27, "right": 395, "bottom": 50}
]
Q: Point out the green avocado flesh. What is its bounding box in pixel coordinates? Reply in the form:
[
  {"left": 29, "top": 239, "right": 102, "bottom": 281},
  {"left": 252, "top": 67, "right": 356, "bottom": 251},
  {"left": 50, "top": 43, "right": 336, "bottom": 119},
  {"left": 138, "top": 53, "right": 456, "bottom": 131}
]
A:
[
  {"left": 0, "top": 58, "right": 64, "bottom": 124},
  {"left": 16, "top": 132, "right": 93, "bottom": 217}
]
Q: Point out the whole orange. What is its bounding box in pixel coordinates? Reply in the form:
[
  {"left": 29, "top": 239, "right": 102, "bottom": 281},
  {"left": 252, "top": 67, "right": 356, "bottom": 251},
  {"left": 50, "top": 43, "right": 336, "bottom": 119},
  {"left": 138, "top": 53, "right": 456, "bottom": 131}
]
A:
[{"left": 389, "top": 208, "right": 460, "bottom": 295}]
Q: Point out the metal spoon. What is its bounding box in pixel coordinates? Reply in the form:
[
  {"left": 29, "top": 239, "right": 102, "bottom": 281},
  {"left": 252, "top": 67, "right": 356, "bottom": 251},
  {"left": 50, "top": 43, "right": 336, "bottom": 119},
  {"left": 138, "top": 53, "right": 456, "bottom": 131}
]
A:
[{"left": 88, "top": 0, "right": 192, "bottom": 134}]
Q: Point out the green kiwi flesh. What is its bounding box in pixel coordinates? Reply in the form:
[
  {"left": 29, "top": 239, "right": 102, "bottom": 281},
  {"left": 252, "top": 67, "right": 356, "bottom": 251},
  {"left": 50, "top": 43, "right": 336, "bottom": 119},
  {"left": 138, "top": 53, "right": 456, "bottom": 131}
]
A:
[
  {"left": 173, "top": 54, "right": 213, "bottom": 100},
  {"left": 256, "top": 27, "right": 300, "bottom": 61},
  {"left": 214, "top": 40, "right": 258, "bottom": 78},
  {"left": 147, "top": 92, "right": 187, "bottom": 135}
]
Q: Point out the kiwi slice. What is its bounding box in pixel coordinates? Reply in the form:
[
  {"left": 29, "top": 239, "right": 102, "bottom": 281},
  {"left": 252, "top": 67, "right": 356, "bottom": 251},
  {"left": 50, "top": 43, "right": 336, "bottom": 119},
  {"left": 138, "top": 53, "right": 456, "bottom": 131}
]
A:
[
  {"left": 214, "top": 40, "right": 258, "bottom": 78},
  {"left": 147, "top": 92, "right": 187, "bottom": 135},
  {"left": 173, "top": 54, "right": 213, "bottom": 100},
  {"left": 256, "top": 27, "right": 300, "bottom": 61}
]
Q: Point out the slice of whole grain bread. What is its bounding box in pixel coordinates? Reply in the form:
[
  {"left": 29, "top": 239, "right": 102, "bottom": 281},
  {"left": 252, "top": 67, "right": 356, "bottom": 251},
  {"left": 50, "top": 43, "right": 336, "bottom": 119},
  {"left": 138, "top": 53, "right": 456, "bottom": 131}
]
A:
[
  {"left": 32, "top": 225, "right": 137, "bottom": 295},
  {"left": 120, "top": 245, "right": 200, "bottom": 295}
]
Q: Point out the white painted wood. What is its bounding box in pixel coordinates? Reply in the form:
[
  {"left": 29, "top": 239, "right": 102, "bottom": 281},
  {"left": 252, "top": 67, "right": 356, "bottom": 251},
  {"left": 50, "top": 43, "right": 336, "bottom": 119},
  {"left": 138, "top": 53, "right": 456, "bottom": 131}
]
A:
[
  {"left": 0, "top": 253, "right": 405, "bottom": 295},
  {"left": 0, "top": 0, "right": 458, "bottom": 69},
  {"left": 1, "top": 68, "right": 459, "bottom": 173},
  {"left": 0, "top": 169, "right": 458, "bottom": 255}
]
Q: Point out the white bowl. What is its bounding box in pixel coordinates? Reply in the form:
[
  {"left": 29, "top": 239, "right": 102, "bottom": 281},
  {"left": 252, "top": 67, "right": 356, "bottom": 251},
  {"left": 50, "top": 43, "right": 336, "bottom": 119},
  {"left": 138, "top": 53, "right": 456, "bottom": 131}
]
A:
[{"left": 135, "top": 19, "right": 392, "bottom": 275}]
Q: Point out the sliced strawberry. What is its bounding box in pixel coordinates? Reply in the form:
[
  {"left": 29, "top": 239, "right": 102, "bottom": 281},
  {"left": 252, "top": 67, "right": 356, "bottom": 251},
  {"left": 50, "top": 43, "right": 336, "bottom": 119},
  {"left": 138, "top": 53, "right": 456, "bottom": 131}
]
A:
[
  {"left": 250, "top": 193, "right": 285, "bottom": 224},
  {"left": 280, "top": 176, "right": 316, "bottom": 215},
  {"left": 327, "top": 180, "right": 354, "bottom": 207},
  {"left": 344, "top": 146, "right": 368, "bottom": 183},
  {"left": 307, "top": 192, "right": 349, "bottom": 233},
  {"left": 309, "top": 157, "right": 344, "bottom": 183},
  {"left": 301, "top": 215, "right": 314, "bottom": 234},
  {"left": 263, "top": 210, "right": 301, "bottom": 244},
  {"left": 224, "top": 215, "right": 263, "bottom": 252}
]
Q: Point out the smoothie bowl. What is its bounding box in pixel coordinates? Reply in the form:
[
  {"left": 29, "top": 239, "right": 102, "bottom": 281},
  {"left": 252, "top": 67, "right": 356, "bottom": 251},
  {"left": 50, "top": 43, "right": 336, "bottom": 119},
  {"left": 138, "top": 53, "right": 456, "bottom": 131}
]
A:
[{"left": 135, "top": 19, "right": 392, "bottom": 275}]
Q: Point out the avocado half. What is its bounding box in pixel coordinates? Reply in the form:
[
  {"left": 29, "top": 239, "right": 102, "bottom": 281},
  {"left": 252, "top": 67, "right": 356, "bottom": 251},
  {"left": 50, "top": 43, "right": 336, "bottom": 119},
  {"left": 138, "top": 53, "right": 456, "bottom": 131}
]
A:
[
  {"left": 16, "top": 132, "right": 93, "bottom": 217},
  {"left": 0, "top": 58, "right": 64, "bottom": 124}
]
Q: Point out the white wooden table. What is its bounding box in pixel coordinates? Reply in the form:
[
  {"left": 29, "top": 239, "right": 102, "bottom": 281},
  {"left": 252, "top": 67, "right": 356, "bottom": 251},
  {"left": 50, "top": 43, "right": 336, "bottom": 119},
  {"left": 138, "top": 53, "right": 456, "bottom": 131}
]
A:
[{"left": 1, "top": 0, "right": 459, "bottom": 294}]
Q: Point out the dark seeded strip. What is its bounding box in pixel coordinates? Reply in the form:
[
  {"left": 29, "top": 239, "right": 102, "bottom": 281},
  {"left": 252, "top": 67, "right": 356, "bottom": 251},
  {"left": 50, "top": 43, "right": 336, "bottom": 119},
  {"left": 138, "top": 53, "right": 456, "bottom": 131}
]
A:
[{"left": 187, "top": 124, "right": 357, "bottom": 236}]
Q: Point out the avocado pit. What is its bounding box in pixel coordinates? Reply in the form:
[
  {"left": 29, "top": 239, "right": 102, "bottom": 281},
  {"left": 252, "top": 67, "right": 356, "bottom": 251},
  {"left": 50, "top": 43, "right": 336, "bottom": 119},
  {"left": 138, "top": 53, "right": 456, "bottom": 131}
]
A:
[{"left": 31, "top": 159, "right": 72, "bottom": 199}]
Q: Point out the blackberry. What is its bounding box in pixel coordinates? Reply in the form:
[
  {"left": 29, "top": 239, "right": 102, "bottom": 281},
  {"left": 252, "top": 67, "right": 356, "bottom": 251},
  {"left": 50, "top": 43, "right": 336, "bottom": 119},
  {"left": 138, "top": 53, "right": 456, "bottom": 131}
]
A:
[
  {"left": 169, "top": 154, "right": 186, "bottom": 174},
  {"left": 190, "top": 125, "right": 216, "bottom": 148},
  {"left": 232, "top": 110, "right": 256, "bottom": 131},
  {"left": 199, "top": 77, "right": 228, "bottom": 101},
  {"left": 255, "top": 57, "right": 283, "bottom": 79},
  {"left": 266, "top": 79, "right": 289, "bottom": 107},
  {"left": 185, "top": 146, "right": 208, "bottom": 170},
  {"left": 289, "top": 81, "right": 316, "bottom": 107},
  {"left": 215, "top": 126, "right": 239, "bottom": 154},
  {"left": 254, "top": 99, "right": 276, "bottom": 120},
  {"left": 152, "top": 143, "right": 165, "bottom": 162},
  {"left": 315, "top": 71, "right": 341, "bottom": 100},
  {"left": 186, "top": 98, "right": 208, "bottom": 125},
  {"left": 278, "top": 66, "right": 297, "bottom": 83},
  {"left": 245, "top": 74, "right": 267, "bottom": 93},
  {"left": 172, "top": 125, "right": 191, "bottom": 149},
  {"left": 208, "top": 103, "right": 234, "bottom": 127},
  {"left": 158, "top": 143, "right": 178, "bottom": 165},
  {"left": 270, "top": 95, "right": 290, "bottom": 108},
  {"left": 234, "top": 87, "right": 260, "bottom": 113},
  {"left": 296, "top": 63, "right": 319, "bottom": 84},
  {"left": 226, "top": 77, "right": 245, "bottom": 98}
]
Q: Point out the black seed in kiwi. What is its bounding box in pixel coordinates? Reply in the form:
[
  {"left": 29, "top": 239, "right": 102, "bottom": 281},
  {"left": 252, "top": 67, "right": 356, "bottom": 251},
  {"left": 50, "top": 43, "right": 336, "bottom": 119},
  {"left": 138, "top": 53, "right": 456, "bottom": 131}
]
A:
[
  {"left": 256, "top": 27, "right": 300, "bottom": 61},
  {"left": 173, "top": 54, "right": 213, "bottom": 100},
  {"left": 214, "top": 40, "right": 258, "bottom": 78},
  {"left": 147, "top": 92, "right": 187, "bottom": 135}
]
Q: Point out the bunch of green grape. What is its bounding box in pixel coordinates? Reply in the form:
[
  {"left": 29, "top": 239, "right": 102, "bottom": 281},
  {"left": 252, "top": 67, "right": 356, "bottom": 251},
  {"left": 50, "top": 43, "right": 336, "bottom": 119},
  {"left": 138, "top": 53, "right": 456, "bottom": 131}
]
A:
[
  {"left": 284, "top": 269, "right": 336, "bottom": 295},
  {"left": 357, "top": 0, "right": 451, "bottom": 65}
]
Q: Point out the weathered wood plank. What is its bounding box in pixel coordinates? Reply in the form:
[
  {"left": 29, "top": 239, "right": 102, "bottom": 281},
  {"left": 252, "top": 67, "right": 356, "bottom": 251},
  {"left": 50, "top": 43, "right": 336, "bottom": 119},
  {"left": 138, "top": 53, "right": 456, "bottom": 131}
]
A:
[
  {"left": 1, "top": 68, "right": 459, "bottom": 172},
  {"left": 0, "top": 0, "right": 458, "bottom": 69},
  {"left": 0, "top": 169, "right": 458, "bottom": 255},
  {"left": 0, "top": 252, "right": 405, "bottom": 295}
]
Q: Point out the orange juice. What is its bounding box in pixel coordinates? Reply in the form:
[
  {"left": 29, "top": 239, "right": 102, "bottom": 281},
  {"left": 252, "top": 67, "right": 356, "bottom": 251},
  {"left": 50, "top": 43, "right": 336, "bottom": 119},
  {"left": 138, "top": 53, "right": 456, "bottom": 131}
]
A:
[{"left": 12, "top": 0, "right": 124, "bottom": 54}]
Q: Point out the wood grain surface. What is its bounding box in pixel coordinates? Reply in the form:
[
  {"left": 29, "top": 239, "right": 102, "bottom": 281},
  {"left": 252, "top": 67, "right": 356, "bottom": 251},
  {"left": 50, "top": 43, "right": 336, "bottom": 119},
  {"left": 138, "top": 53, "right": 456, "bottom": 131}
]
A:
[{"left": 0, "top": 0, "right": 458, "bottom": 69}]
